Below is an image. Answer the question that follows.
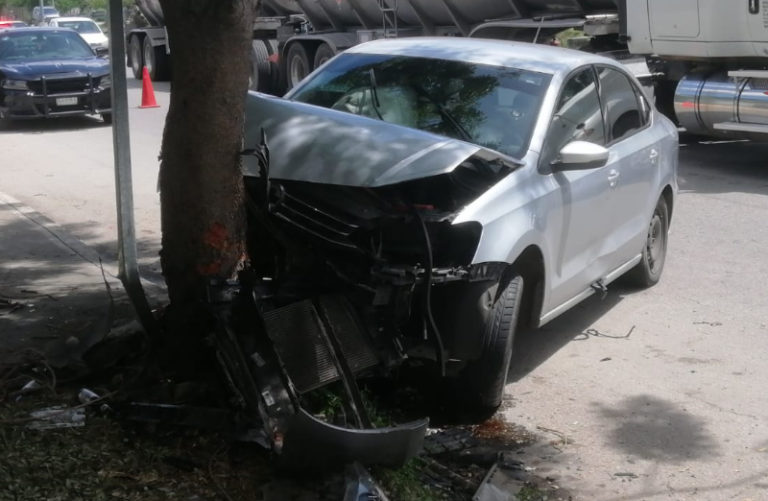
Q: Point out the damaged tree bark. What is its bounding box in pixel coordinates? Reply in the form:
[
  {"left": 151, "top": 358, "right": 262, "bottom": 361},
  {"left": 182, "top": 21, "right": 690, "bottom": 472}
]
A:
[{"left": 158, "top": 0, "right": 259, "bottom": 307}]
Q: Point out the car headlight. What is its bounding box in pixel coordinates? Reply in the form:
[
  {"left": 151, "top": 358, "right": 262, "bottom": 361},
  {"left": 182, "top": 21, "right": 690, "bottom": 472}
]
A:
[
  {"left": 2, "top": 79, "right": 28, "bottom": 91},
  {"left": 99, "top": 75, "right": 111, "bottom": 88}
]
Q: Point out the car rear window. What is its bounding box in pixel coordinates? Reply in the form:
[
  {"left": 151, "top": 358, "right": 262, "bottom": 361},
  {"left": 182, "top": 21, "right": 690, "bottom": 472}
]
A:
[{"left": 56, "top": 20, "right": 101, "bottom": 34}]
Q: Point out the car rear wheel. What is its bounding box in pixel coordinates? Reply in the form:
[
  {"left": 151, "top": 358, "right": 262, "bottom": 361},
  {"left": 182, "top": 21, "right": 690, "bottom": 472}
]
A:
[
  {"left": 452, "top": 275, "right": 523, "bottom": 419},
  {"left": 100, "top": 113, "right": 112, "bottom": 125},
  {"left": 625, "top": 197, "right": 669, "bottom": 287}
]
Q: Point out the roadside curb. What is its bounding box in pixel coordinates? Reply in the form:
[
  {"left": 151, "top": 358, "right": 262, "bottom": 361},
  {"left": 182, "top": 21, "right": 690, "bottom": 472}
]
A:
[
  {"left": 0, "top": 189, "right": 120, "bottom": 277},
  {"left": 0, "top": 190, "right": 166, "bottom": 292}
]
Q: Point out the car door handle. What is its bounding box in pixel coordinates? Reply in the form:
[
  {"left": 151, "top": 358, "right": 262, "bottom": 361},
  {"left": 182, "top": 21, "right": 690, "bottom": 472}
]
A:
[
  {"left": 607, "top": 169, "right": 619, "bottom": 187},
  {"left": 649, "top": 149, "right": 659, "bottom": 163}
]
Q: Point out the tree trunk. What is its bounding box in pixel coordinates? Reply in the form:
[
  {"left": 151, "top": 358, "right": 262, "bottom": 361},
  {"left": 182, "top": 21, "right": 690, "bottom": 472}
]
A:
[{"left": 158, "top": 0, "right": 258, "bottom": 308}]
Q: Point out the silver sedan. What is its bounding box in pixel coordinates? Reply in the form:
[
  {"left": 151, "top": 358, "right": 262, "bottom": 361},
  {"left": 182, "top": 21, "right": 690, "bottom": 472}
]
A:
[{"left": 242, "top": 37, "right": 678, "bottom": 417}]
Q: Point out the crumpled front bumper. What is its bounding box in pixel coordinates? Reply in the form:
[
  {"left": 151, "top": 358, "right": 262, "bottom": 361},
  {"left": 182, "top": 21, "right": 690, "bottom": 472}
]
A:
[{"left": 1, "top": 85, "right": 111, "bottom": 119}]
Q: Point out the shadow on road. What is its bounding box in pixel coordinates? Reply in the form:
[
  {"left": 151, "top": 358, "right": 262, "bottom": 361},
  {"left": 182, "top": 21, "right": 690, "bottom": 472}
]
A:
[
  {"left": 593, "top": 394, "right": 720, "bottom": 462},
  {"left": 0, "top": 115, "right": 109, "bottom": 134},
  {"left": 508, "top": 288, "right": 627, "bottom": 382},
  {"left": 0, "top": 203, "right": 159, "bottom": 367},
  {"left": 679, "top": 140, "right": 768, "bottom": 196}
]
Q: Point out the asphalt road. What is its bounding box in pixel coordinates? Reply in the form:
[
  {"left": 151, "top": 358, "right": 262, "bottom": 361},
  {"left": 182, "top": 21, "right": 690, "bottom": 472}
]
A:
[{"left": 2, "top": 82, "right": 767, "bottom": 500}]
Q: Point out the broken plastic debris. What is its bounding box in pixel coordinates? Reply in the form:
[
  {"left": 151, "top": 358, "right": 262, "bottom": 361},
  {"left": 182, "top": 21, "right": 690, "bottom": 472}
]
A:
[
  {"left": 13, "top": 379, "right": 43, "bottom": 401},
  {"left": 78, "top": 387, "right": 111, "bottom": 412},
  {"left": 78, "top": 388, "right": 100, "bottom": 404},
  {"left": 27, "top": 406, "right": 85, "bottom": 430}
]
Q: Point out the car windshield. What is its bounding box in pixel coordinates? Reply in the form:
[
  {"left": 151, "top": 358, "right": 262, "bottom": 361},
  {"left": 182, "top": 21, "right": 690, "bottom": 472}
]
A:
[
  {"left": 290, "top": 53, "right": 552, "bottom": 158},
  {"left": 0, "top": 31, "right": 93, "bottom": 61},
  {"left": 57, "top": 20, "right": 100, "bottom": 34}
]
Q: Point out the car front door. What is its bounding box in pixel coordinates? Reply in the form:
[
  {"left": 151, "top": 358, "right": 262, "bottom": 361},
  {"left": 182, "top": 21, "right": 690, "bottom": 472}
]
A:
[
  {"left": 596, "top": 65, "right": 663, "bottom": 271},
  {"left": 542, "top": 66, "right": 615, "bottom": 311}
]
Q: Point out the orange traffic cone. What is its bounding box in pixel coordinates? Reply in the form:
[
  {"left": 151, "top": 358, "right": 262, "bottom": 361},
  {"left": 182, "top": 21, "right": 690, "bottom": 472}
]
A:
[{"left": 140, "top": 66, "right": 160, "bottom": 108}]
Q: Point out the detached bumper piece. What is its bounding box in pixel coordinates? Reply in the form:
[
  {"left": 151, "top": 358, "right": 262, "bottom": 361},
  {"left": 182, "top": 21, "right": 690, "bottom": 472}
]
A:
[
  {"left": 1, "top": 73, "right": 110, "bottom": 119},
  {"left": 209, "top": 281, "right": 427, "bottom": 468}
]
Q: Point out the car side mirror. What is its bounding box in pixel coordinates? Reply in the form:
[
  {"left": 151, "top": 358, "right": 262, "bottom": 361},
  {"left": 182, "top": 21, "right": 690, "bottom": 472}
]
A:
[{"left": 551, "top": 140, "right": 609, "bottom": 170}]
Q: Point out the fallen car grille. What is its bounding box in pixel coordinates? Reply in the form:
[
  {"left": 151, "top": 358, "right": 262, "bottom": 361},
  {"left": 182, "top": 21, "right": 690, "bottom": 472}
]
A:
[{"left": 28, "top": 77, "right": 93, "bottom": 94}]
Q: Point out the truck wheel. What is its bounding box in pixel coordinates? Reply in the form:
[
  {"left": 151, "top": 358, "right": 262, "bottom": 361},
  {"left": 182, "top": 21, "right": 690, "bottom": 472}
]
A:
[
  {"left": 453, "top": 275, "right": 523, "bottom": 420},
  {"left": 285, "top": 43, "right": 313, "bottom": 91},
  {"left": 250, "top": 40, "right": 272, "bottom": 93},
  {"left": 313, "top": 43, "right": 335, "bottom": 69},
  {"left": 266, "top": 40, "right": 282, "bottom": 94},
  {"left": 129, "top": 36, "right": 143, "bottom": 80},
  {"left": 143, "top": 37, "right": 170, "bottom": 81},
  {"left": 625, "top": 197, "right": 669, "bottom": 288}
]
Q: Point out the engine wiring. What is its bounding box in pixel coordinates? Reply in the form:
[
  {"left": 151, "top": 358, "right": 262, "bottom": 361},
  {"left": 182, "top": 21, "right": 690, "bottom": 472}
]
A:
[{"left": 414, "top": 210, "right": 446, "bottom": 377}]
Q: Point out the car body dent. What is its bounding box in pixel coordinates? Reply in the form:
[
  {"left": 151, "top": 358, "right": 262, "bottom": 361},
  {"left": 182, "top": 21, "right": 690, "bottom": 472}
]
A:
[{"left": 243, "top": 92, "right": 521, "bottom": 187}]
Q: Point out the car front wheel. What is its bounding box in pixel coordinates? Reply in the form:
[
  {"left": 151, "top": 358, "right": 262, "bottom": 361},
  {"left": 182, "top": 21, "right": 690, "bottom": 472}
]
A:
[
  {"left": 453, "top": 275, "right": 523, "bottom": 419},
  {"left": 626, "top": 196, "right": 669, "bottom": 287}
]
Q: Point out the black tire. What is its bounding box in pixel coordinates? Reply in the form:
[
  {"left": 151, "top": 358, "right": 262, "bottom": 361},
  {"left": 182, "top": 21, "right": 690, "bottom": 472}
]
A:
[
  {"left": 266, "top": 39, "right": 282, "bottom": 94},
  {"left": 285, "top": 42, "right": 313, "bottom": 91},
  {"left": 143, "top": 36, "right": 170, "bottom": 81},
  {"left": 455, "top": 275, "right": 523, "bottom": 418},
  {"left": 129, "top": 35, "right": 143, "bottom": 80},
  {"left": 625, "top": 197, "right": 669, "bottom": 287},
  {"left": 100, "top": 113, "right": 112, "bottom": 125},
  {"left": 313, "top": 43, "right": 335, "bottom": 69},
  {"left": 249, "top": 40, "right": 272, "bottom": 93}
]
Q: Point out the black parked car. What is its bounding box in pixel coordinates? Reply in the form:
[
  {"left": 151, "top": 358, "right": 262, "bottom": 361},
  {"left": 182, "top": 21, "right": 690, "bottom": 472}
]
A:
[{"left": 0, "top": 27, "right": 111, "bottom": 123}]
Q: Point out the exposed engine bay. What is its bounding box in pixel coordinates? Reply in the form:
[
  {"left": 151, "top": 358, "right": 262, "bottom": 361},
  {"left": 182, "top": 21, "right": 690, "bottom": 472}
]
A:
[{"left": 209, "top": 131, "right": 517, "bottom": 467}]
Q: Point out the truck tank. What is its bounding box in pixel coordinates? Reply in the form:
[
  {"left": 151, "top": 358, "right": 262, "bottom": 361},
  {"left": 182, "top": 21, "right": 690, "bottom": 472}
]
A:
[
  {"left": 134, "top": 0, "right": 163, "bottom": 26},
  {"left": 296, "top": 0, "right": 617, "bottom": 33},
  {"left": 134, "top": 0, "right": 305, "bottom": 26}
]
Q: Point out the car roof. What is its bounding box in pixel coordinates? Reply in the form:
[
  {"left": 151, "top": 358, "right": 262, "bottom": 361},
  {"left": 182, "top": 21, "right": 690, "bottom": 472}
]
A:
[{"left": 344, "top": 37, "right": 619, "bottom": 75}]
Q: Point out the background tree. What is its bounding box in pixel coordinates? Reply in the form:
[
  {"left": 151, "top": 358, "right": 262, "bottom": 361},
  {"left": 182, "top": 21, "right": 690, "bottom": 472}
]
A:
[{"left": 157, "top": 0, "right": 258, "bottom": 335}]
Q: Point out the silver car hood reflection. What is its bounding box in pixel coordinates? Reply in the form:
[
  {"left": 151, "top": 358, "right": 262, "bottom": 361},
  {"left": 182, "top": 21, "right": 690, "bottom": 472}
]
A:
[{"left": 242, "top": 92, "right": 517, "bottom": 187}]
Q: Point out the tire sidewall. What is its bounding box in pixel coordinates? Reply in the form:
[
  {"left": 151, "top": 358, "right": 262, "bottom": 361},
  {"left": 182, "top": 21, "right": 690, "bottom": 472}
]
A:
[
  {"left": 458, "top": 275, "right": 523, "bottom": 412},
  {"left": 641, "top": 198, "right": 669, "bottom": 285}
]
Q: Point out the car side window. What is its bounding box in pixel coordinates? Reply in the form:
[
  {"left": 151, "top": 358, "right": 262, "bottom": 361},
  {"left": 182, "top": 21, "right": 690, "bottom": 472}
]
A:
[
  {"left": 597, "top": 67, "right": 645, "bottom": 143},
  {"left": 542, "top": 67, "right": 605, "bottom": 166}
]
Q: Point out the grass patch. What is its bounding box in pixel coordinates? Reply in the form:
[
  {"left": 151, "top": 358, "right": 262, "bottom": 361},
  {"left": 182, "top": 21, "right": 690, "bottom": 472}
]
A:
[
  {"left": 0, "top": 392, "right": 274, "bottom": 501},
  {"left": 375, "top": 459, "right": 445, "bottom": 501}
]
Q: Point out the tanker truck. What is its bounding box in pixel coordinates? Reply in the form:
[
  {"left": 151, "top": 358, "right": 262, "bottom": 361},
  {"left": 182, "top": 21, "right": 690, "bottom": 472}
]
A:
[{"left": 126, "top": 0, "right": 768, "bottom": 140}]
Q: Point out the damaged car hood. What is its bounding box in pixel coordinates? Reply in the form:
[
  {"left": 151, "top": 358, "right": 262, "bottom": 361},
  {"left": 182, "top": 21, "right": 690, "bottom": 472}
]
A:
[{"left": 243, "top": 93, "right": 517, "bottom": 187}]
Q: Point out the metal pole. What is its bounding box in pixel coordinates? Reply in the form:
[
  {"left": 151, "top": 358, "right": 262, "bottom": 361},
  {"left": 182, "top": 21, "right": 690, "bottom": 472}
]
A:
[{"left": 108, "top": 0, "right": 159, "bottom": 336}]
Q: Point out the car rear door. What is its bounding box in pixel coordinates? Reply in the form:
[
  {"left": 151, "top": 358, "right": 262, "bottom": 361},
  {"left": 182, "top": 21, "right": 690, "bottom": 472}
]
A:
[{"left": 595, "top": 65, "right": 663, "bottom": 272}]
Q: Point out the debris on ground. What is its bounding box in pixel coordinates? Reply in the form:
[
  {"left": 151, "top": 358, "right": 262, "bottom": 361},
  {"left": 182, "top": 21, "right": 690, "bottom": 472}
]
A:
[{"left": 26, "top": 405, "right": 86, "bottom": 430}]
